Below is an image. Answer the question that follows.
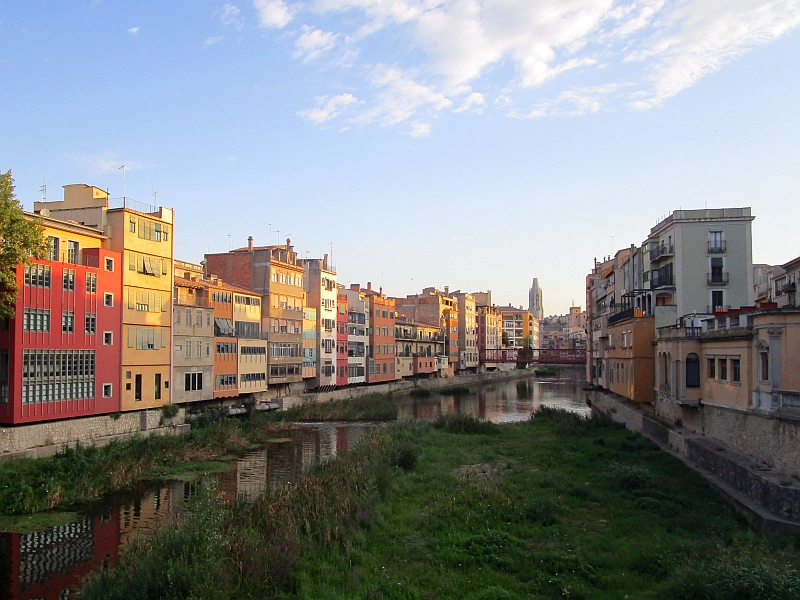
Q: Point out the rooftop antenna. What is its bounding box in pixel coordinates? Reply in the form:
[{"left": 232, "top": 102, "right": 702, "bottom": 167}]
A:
[
  {"left": 330, "top": 241, "right": 333, "bottom": 269},
  {"left": 152, "top": 188, "right": 157, "bottom": 205},
  {"left": 381, "top": 272, "right": 384, "bottom": 289},
  {"left": 227, "top": 234, "right": 232, "bottom": 251},
  {"left": 611, "top": 229, "right": 615, "bottom": 254},
  {"left": 268, "top": 223, "right": 272, "bottom": 245},
  {"left": 119, "top": 165, "right": 126, "bottom": 198},
  {"left": 39, "top": 179, "right": 46, "bottom": 202},
  {"left": 411, "top": 278, "right": 414, "bottom": 294}
]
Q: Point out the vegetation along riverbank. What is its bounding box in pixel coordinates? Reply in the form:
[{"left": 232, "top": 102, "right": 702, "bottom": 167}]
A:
[
  {"left": 81, "top": 409, "right": 800, "bottom": 599},
  {"left": 0, "top": 393, "right": 398, "bottom": 524}
]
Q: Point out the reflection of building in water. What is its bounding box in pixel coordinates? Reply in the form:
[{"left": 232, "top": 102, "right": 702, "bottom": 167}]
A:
[
  {"left": 336, "top": 426, "right": 349, "bottom": 453},
  {"left": 300, "top": 427, "right": 322, "bottom": 469},
  {"left": 266, "top": 438, "right": 303, "bottom": 488},
  {"left": 236, "top": 449, "right": 268, "bottom": 502},
  {"left": 119, "top": 483, "right": 185, "bottom": 549},
  {"left": 0, "top": 513, "right": 120, "bottom": 600}
]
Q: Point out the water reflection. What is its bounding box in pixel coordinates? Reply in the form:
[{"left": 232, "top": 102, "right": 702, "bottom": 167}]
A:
[
  {"left": 397, "top": 369, "right": 590, "bottom": 423},
  {"left": 0, "top": 371, "right": 587, "bottom": 599},
  {"left": 0, "top": 422, "right": 375, "bottom": 600}
]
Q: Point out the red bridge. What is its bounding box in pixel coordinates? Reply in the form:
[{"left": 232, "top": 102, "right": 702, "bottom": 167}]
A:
[{"left": 479, "top": 348, "right": 586, "bottom": 365}]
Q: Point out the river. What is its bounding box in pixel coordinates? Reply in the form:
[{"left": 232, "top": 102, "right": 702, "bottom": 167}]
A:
[{"left": 0, "top": 369, "right": 587, "bottom": 600}]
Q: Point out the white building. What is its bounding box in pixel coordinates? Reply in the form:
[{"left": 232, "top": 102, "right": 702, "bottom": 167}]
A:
[{"left": 302, "top": 256, "right": 337, "bottom": 389}]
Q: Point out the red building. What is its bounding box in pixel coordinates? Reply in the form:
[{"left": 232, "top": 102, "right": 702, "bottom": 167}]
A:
[
  {"left": 0, "top": 217, "right": 122, "bottom": 425},
  {"left": 354, "top": 283, "right": 397, "bottom": 383},
  {"left": 336, "top": 288, "right": 349, "bottom": 386}
]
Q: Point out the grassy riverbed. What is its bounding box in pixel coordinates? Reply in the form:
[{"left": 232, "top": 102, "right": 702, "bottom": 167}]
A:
[{"left": 81, "top": 409, "right": 800, "bottom": 599}]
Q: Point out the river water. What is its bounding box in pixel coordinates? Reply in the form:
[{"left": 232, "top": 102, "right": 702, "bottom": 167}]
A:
[{"left": 0, "top": 370, "right": 587, "bottom": 600}]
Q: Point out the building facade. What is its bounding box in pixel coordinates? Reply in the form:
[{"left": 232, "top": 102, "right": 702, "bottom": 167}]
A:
[
  {"left": 35, "top": 185, "right": 175, "bottom": 411},
  {"left": 0, "top": 215, "right": 122, "bottom": 424},
  {"left": 454, "top": 292, "right": 478, "bottom": 372},
  {"left": 301, "top": 256, "right": 337, "bottom": 389}
]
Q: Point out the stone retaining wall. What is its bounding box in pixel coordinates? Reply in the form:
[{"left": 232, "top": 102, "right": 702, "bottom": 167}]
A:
[
  {"left": 589, "top": 390, "right": 800, "bottom": 531},
  {"left": 0, "top": 408, "right": 187, "bottom": 457}
]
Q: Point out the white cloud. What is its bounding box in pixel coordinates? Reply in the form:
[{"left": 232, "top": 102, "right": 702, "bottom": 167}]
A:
[
  {"left": 66, "top": 154, "right": 148, "bottom": 175},
  {"left": 221, "top": 4, "right": 244, "bottom": 29},
  {"left": 253, "top": 0, "right": 293, "bottom": 28},
  {"left": 285, "top": 0, "right": 800, "bottom": 131},
  {"left": 127, "top": 26, "right": 140, "bottom": 35},
  {"left": 298, "top": 93, "right": 360, "bottom": 123},
  {"left": 204, "top": 36, "right": 226, "bottom": 47},
  {"left": 409, "top": 121, "right": 431, "bottom": 137},
  {"left": 357, "top": 65, "right": 452, "bottom": 126},
  {"left": 294, "top": 26, "right": 339, "bottom": 61},
  {"left": 454, "top": 92, "right": 486, "bottom": 113}
]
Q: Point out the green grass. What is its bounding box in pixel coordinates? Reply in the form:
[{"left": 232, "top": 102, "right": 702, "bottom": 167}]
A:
[
  {"left": 261, "top": 393, "right": 399, "bottom": 423},
  {"left": 79, "top": 409, "right": 800, "bottom": 599},
  {"left": 0, "top": 509, "right": 80, "bottom": 533},
  {"left": 438, "top": 385, "right": 471, "bottom": 396}
]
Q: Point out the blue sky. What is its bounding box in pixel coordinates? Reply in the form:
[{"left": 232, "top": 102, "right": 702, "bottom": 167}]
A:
[{"left": 1, "top": 1, "right": 799, "bottom": 315}]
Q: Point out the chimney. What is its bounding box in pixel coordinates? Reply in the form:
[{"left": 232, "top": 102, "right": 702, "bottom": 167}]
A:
[
  {"left": 286, "top": 238, "right": 292, "bottom": 252},
  {"left": 248, "top": 236, "right": 254, "bottom": 251},
  {"left": 323, "top": 253, "right": 329, "bottom": 270},
  {"left": 444, "top": 286, "right": 449, "bottom": 295},
  {"left": 350, "top": 283, "right": 360, "bottom": 291},
  {"left": 367, "top": 282, "right": 372, "bottom": 291}
]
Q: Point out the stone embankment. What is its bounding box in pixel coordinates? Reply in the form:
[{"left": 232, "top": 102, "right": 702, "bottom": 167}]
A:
[{"left": 588, "top": 389, "right": 800, "bottom": 536}]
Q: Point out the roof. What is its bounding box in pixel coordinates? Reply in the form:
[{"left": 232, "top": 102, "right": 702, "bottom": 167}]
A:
[
  {"left": 25, "top": 211, "right": 106, "bottom": 238},
  {"left": 782, "top": 256, "right": 800, "bottom": 271}
]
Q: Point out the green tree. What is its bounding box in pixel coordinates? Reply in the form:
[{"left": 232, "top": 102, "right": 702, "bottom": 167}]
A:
[{"left": 0, "top": 170, "right": 47, "bottom": 318}]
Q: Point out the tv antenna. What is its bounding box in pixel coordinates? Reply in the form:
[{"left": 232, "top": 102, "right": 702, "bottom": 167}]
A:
[{"left": 39, "top": 179, "right": 46, "bottom": 202}]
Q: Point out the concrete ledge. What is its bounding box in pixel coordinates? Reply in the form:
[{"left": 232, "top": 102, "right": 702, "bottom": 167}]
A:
[{"left": 589, "top": 390, "right": 800, "bottom": 536}]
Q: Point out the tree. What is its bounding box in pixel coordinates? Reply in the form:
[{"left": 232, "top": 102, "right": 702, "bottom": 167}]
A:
[{"left": 0, "top": 170, "right": 47, "bottom": 318}]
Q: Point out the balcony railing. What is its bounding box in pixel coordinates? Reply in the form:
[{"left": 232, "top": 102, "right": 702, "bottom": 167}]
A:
[
  {"left": 707, "top": 272, "right": 730, "bottom": 285},
  {"left": 175, "top": 296, "right": 210, "bottom": 308},
  {"left": 708, "top": 240, "right": 726, "bottom": 253},
  {"left": 109, "top": 196, "right": 158, "bottom": 214},
  {"left": 774, "top": 389, "right": 800, "bottom": 413},
  {"left": 651, "top": 274, "right": 675, "bottom": 289},
  {"left": 781, "top": 282, "right": 797, "bottom": 293},
  {"left": 707, "top": 305, "right": 730, "bottom": 314},
  {"left": 46, "top": 251, "right": 100, "bottom": 268},
  {"left": 650, "top": 243, "right": 674, "bottom": 261},
  {"left": 608, "top": 307, "right": 634, "bottom": 325}
]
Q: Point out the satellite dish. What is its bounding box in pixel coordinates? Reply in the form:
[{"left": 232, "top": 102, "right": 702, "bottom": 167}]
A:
[{"left": 40, "top": 209, "right": 50, "bottom": 217}]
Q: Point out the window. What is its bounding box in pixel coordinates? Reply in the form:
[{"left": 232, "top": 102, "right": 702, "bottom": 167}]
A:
[
  {"left": 196, "top": 310, "right": 202, "bottom": 327},
  {"left": 206, "top": 343, "right": 210, "bottom": 357},
  {"left": 185, "top": 341, "right": 192, "bottom": 359},
  {"left": 23, "top": 309, "right": 50, "bottom": 332},
  {"left": 86, "top": 273, "right": 97, "bottom": 294},
  {"left": 155, "top": 373, "right": 162, "bottom": 400},
  {"left": 185, "top": 372, "right": 203, "bottom": 391},
  {"left": 710, "top": 230, "right": 724, "bottom": 251},
  {"left": 63, "top": 269, "right": 75, "bottom": 291},
  {"left": 382, "top": 363, "right": 387, "bottom": 374},
  {"left": 708, "top": 358, "right": 716, "bottom": 379},
  {"left": 732, "top": 358, "right": 741, "bottom": 383},
  {"left": 711, "top": 290, "right": 724, "bottom": 311},
  {"left": 175, "top": 310, "right": 181, "bottom": 325},
  {"left": 135, "top": 374, "right": 142, "bottom": 401},
  {"left": 104, "top": 293, "right": 114, "bottom": 307},
  {"left": 62, "top": 311, "right": 74, "bottom": 334},
  {"left": 719, "top": 358, "right": 728, "bottom": 381},
  {"left": 47, "top": 236, "right": 59, "bottom": 261},
  {"left": 206, "top": 312, "right": 211, "bottom": 327},
  {"left": 66, "top": 240, "right": 79, "bottom": 264},
  {"left": 686, "top": 353, "right": 700, "bottom": 388},
  {"left": 186, "top": 308, "right": 192, "bottom": 327},
  {"left": 760, "top": 353, "right": 769, "bottom": 381},
  {"left": 102, "top": 383, "right": 113, "bottom": 398},
  {"left": 85, "top": 313, "right": 96, "bottom": 334},
  {"left": 135, "top": 328, "right": 162, "bottom": 350},
  {"left": 24, "top": 265, "right": 51, "bottom": 288},
  {"left": 129, "top": 218, "right": 136, "bottom": 233}
]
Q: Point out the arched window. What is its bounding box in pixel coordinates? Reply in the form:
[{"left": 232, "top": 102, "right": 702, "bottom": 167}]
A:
[{"left": 686, "top": 353, "right": 700, "bottom": 388}]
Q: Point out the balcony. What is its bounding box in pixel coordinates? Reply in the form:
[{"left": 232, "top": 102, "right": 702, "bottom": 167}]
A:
[
  {"left": 109, "top": 196, "right": 159, "bottom": 214},
  {"left": 707, "top": 272, "right": 730, "bottom": 285},
  {"left": 608, "top": 307, "right": 634, "bottom": 325},
  {"left": 708, "top": 240, "right": 726, "bottom": 253},
  {"left": 650, "top": 242, "right": 674, "bottom": 261},
  {"left": 46, "top": 250, "right": 101, "bottom": 268},
  {"left": 651, "top": 274, "right": 675, "bottom": 290},
  {"left": 781, "top": 282, "right": 797, "bottom": 294}
]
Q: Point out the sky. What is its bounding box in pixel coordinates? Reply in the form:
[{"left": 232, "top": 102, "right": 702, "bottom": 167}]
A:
[{"left": 1, "top": 1, "right": 799, "bottom": 316}]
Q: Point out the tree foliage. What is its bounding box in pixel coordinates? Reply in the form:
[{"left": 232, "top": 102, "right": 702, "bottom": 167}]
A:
[{"left": 0, "top": 170, "right": 47, "bottom": 318}]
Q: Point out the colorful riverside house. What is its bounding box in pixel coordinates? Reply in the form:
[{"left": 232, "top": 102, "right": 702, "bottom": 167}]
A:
[
  {"left": 35, "top": 184, "right": 175, "bottom": 411},
  {"left": 342, "top": 287, "right": 368, "bottom": 385},
  {"left": 207, "top": 279, "right": 238, "bottom": 399},
  {"left": 0, "top": 213, "right": 122, "bottom": 424},
  {"left": 301, "top": 255, "right": 337, "bottom": 390},
  {"left": 172, "top": 261, "right": 214, "bottom": 404},
  {"left": 205, "top": 236, "right": 304, "bottom": 397},
  {"left": 395, "top": 287, "right": 458, "bottom": 377},
  {"left": 355, "top": 282, "right": 397, "bottom": 383},
  {"left": 302, "top": 307, "right": 318, "bottom": 386},
  {"left": 336, "top": 286, "right": 349, "bottom": 386}
]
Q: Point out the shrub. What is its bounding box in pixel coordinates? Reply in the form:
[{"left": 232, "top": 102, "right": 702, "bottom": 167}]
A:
[
  {"left": 409, "top": 388, "right": 431, "bottom": 398},
  {"left": 438, "top": 385, "right": 471, "bottom": 396},
  {"left": 161, "top": 404, "right": 180, "bottom": 419},
  {"left": 434, "top": 413, "right": 496, "bottom": 434}
]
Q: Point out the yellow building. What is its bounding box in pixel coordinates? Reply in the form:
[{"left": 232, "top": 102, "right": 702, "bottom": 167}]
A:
[
  {"left": 233, "top": 287, "right": 268, "bottom": 395},
  {"left": 35, "top": 185, "right": 175, "bottom": 411}
]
